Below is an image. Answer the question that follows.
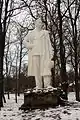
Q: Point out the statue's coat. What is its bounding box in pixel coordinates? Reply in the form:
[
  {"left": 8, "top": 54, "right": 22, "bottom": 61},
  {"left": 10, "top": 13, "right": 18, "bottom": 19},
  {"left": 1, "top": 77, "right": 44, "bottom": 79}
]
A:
[{"left": 24, "top": 29, "right": 53, "bottom": 76}]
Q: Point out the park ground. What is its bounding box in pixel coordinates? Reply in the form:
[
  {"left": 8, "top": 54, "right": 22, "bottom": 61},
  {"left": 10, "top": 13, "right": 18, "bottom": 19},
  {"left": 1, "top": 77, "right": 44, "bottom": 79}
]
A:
[{"left": 0, "top": 92, "right": 80, "bottom": 120}]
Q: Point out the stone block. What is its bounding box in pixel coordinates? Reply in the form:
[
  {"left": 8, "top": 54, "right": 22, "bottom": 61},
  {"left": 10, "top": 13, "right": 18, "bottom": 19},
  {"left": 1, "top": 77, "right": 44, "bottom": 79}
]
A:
[{"left": 20, "top": 88, "right": 62, "bottom": 110}]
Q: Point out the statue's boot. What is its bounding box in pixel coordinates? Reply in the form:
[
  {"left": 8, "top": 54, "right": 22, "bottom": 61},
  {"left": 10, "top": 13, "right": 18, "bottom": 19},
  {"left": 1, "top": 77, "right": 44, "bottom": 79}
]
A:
[
  {"left": 35, "top": 75, "right": 43, "bottom": 89},
  {"left": 44, "top": 75, "right": 52, "bottom": 88}
]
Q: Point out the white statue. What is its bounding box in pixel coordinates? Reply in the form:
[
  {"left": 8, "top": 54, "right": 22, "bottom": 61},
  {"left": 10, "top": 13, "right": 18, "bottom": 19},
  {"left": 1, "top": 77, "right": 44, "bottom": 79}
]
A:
[{"left": 24, "top": 18, "right": 54, "bottom": 89}]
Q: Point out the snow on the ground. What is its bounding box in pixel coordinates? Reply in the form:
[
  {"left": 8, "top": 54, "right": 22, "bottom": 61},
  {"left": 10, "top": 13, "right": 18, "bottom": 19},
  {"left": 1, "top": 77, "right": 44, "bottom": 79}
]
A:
[{"left": 0, "top": 92, "right": 80, "bottom": 120}]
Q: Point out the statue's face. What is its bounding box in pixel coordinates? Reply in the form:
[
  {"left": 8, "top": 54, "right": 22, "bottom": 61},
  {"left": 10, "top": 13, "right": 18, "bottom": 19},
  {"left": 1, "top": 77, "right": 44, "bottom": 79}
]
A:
[{"left": 35, "top": 18, "right": 43, "bottom": 30}]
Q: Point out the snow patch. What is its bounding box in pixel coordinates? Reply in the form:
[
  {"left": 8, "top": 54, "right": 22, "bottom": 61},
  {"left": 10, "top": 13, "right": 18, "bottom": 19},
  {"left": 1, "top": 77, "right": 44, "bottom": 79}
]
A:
[{"left": 0, "top": 92, "right": 80, "bottom": 120}]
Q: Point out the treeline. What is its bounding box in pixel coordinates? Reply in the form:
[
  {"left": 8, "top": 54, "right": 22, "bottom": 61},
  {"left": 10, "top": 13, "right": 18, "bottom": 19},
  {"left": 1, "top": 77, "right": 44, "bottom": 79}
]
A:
[
  {"left": 4, "top": 73, "right": 35, "bottom": 93},
  {"left": 4, "top": 70, "right": 75, "bottom": 93}
]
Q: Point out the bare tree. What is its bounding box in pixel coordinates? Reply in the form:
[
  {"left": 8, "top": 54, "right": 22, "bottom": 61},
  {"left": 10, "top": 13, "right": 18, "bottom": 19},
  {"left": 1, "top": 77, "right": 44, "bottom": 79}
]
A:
[
  {"left": 67, "top": 0, "right": 80, "bottom": 101},
  {"left": 0, "top": 0, "right": 28, "bottom": 107},
  {"left": 0, "top": 0, "right": 12, "bottom": 107}
]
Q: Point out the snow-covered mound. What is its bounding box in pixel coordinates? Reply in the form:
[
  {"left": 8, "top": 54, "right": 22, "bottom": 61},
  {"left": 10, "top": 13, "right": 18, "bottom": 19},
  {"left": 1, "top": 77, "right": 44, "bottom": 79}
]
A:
[{"left": 0, "top": 92, "right": 80, "bottom": 120}]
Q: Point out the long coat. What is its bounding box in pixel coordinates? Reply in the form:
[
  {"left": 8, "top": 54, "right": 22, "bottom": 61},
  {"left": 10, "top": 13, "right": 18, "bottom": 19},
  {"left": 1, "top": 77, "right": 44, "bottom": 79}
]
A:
[{"left": 24, "top": 29, "right": 53, "bottom": 76}]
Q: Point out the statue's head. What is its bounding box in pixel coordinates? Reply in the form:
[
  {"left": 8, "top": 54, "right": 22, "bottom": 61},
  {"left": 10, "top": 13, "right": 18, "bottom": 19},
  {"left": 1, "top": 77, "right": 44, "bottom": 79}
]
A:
[{"left": 35, "top": 18, "right": 43, "bottom": 30}]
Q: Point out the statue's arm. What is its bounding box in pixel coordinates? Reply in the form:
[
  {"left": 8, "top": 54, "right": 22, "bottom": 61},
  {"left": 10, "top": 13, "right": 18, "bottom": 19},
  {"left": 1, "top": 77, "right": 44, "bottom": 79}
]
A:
[
  {"left": 49, "top": 42, "right": 53, "bottom": 59},
  {"left": 46, "top": 31, "right": 53, "bottom": 59},
  {"left": 23, "top": 34, "right": 34, "bottom": 49}
]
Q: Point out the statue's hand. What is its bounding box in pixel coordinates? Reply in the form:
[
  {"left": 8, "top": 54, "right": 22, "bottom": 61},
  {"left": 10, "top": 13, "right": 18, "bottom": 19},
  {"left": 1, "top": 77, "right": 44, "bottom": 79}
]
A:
[
  {"left": 44, "top": 58, "right": 54, "bottom": 69},
  {"left": 27, "top": 42, "right": 34, "bottom": 49}
]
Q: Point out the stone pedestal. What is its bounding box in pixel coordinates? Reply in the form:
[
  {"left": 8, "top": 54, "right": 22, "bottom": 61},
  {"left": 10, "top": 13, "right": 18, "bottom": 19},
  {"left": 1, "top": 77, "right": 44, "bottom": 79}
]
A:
[{"left": 20, "top": 87, "right": 64, "bottom": 110}]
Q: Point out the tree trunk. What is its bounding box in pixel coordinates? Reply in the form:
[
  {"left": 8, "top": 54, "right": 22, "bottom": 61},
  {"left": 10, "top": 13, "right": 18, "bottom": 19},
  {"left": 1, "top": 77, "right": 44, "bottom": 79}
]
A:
[
  {"left": 57, "top": 0, "right": 68, "bottom": 99},
  {"left": 51, "top": 33, "right": 56, "bottom": 87},
  {"left": 0, "top": 57, "right": 3, "bottom": 107},
  {"left": 74, "top": 27, "right": 79, "bottom": 101},
  {"left": 18, "top": 38, "right": 23, "bottom": 96},
  {"left": 0, "top": 33, "right": 4, "bottom": 107}
]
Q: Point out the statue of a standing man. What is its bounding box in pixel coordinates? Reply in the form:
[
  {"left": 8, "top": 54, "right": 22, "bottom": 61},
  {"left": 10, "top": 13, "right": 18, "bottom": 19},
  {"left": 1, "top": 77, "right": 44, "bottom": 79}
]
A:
[{"left": 24, "top": 18, "right": 53, "bottom": 89}]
